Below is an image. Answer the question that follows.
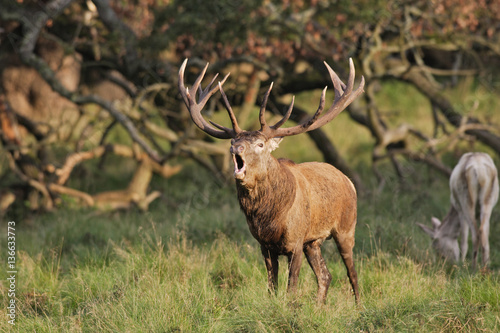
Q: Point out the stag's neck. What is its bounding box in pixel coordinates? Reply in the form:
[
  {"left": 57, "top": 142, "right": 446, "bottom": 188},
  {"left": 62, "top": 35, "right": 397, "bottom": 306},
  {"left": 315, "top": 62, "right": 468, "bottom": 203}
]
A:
[
  {"left": 236, "top": 157, "right": 296, "bottom": 244},
  {"left": 236, "top": 157, "right": 294, "bottom": 201},
  {"left": 440, "top": 206, "right": 461, "bottom": 238}
]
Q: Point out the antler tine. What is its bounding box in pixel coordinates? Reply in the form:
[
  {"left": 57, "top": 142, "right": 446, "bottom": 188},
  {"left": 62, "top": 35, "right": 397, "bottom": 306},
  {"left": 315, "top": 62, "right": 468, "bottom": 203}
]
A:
[
  {"left": 178, "top": 59, "right": 236, "bottom": 139},
  {"left": 267, "top": 59, "right": 364, "bottom": 138},
  {"left": 294, "top": 87, "right": 327, "bottom": 131},
  {"left": 198, "top": 72, "right": 223, "bottom": 105},
  {"left": 259, "top": 82, "right": 273, "bottom": 131},
  {"left": 178, "top": 59, "right": 190, "bottom": 106},
  {"left": 324, "top": 61, "right": 345, "bottom": 101},
  {"left": 271, "top": 96, "right": 295, "bottom": 129},
  {"left": 218, "top": 82, "right": 243, "bottom": 134},
  {"left": 305, "top": 58, "right": 364, "bottom": 132},
  {"left": 305, "top": 87, "right": 327, "bottom": 126},
  {"left": 191, "top": 62, "right": 209, "bottom": 97},
  {"left": 328, "top": 58, "right": 364, "bottom": 107},
  {"left": 343, "top": 58, "right": 356, "bottom": 96}
]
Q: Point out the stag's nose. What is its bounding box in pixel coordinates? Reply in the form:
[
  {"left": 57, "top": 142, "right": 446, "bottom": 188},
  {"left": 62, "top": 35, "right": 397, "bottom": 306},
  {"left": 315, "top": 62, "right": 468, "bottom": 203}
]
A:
[{"left": 230, "top": 144, "right": 244, "bottom": 155}]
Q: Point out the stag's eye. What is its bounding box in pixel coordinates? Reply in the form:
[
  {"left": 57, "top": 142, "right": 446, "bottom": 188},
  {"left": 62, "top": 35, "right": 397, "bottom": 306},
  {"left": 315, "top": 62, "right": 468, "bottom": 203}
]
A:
[{"left": 257, "top": 143, "right": 264, "bottom": 148}]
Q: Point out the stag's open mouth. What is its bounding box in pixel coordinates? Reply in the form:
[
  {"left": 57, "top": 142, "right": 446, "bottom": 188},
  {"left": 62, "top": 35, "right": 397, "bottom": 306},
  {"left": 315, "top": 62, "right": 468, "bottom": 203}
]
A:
[{"left": 233, "top": 153, "right": 246, "bottom": 179}]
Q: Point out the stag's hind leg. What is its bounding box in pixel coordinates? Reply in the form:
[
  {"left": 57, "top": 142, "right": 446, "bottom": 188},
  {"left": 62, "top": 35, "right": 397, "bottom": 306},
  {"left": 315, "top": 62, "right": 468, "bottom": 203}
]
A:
[
  {"left": 304, "top": 240, "right": 332, "bottom": 303},
  {"left": 477, "top": 174, "right": 499, "bottom": 268},
  {"left": 335, "top": 235, "right": 359, "bottom": 302},
  {"left": 478, "top": 209, "right": 492, "bottom": 267},
  {"left": 478, "top": 196, "right": 496, "bottom": 267}
]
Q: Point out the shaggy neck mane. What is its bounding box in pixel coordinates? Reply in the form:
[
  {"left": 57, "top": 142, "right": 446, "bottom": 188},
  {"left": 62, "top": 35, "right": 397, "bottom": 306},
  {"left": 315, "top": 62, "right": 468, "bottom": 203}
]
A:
[{"left": 236, "top": 156, "right": 296, "bottom": 244}]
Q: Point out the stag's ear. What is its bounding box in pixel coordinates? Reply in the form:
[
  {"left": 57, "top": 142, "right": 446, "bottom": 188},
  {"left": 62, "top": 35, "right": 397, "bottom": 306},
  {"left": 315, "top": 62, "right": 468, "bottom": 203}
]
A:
[
  {"left": 417, "top": 223, "right": 435, "bottom": 238},
  {"left": 431, "top": 217, "right": 442, "bottom": 229},
  {"left": 269, "top": 137, "right": 283, "bottom": 152}
]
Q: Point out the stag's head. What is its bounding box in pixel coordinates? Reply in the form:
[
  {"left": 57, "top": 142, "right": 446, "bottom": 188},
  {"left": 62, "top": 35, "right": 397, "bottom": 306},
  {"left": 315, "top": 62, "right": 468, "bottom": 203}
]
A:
[
  {"left": 178, "top": 59, "right": 364, "bottom": 185},
  {"left": 229, "top": 131, "right": 283, "bottom": 185},
  {"left": 417, "top": 210, "right": 460, "bottom": 263}
]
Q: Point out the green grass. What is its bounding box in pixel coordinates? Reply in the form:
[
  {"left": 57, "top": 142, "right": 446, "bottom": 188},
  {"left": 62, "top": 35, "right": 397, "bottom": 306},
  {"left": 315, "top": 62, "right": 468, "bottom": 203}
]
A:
[{"left": 1, "top": 162, "right": 500, "bottom": 332}]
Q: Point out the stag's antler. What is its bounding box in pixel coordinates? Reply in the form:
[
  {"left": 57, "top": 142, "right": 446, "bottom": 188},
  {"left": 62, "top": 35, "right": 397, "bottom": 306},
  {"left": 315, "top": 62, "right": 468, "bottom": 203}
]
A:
[
  {"left": 178, "top": 59, "right": 240, "bottom": 139},
  {"left": 179, "top": 58, "right": 364, "bottom": 139},
  {"left": 262, "top": 59, "right": 365, "bottom": 138}
]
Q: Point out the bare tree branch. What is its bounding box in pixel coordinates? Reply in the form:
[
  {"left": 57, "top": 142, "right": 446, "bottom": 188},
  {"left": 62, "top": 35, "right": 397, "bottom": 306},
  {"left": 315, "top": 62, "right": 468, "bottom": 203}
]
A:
[
  {"left": 13, "top": 0, "right": 162, "bottom": 162},
  {"left": 91, "top": 0, "right": 139, "bottom": 76},
  {"left": 56, "top": 144, "right": 182, "bottom": 185},
  {"left": 385, "top": 58, "right": 500, "bottom": 156}
]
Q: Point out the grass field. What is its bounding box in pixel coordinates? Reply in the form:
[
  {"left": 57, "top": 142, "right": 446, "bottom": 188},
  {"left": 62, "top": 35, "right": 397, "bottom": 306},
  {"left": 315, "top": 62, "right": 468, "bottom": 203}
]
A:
[
  {"left": 2, "top": 80, "right": 500, "bottom": 332},
  {"left": 1, "top": 160, "right": 500, "bottom": 332}
]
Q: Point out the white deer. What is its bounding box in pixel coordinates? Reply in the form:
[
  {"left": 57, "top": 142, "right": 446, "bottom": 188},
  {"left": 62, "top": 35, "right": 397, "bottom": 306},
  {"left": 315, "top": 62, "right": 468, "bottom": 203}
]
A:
[{"left": 418, "top": 152, "right": 498, "bottom": 268}]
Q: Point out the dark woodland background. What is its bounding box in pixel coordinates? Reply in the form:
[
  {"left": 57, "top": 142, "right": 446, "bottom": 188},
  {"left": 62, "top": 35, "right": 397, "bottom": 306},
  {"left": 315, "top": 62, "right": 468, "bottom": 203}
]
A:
[
  {"left": 2, "top": 2, "right": 500, "bottom": 331},
  {"left": 1, "top": 0, "right": 500, "bottom": 213}
]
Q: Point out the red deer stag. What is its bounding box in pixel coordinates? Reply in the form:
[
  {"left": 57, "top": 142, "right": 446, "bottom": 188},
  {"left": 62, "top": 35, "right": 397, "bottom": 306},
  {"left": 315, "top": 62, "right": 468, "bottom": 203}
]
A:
[
  {"left": 179, "top": 59, "right": 365, "bottom": 302},
  {"left": 418, "top": 152, "right": 498, "bottom": 269}
]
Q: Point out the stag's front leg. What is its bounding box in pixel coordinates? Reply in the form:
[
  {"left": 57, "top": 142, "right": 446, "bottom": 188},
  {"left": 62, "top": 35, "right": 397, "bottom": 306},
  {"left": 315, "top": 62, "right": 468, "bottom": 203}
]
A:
[
  {"left": 261, "top": 245, "right": 279, "bottom": 294},
  {"left": 304, "top": 240, "right": 332, "bottom": 303},
  {"left": 286, "top": 248, "right": 304, "bottom": 294}
]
